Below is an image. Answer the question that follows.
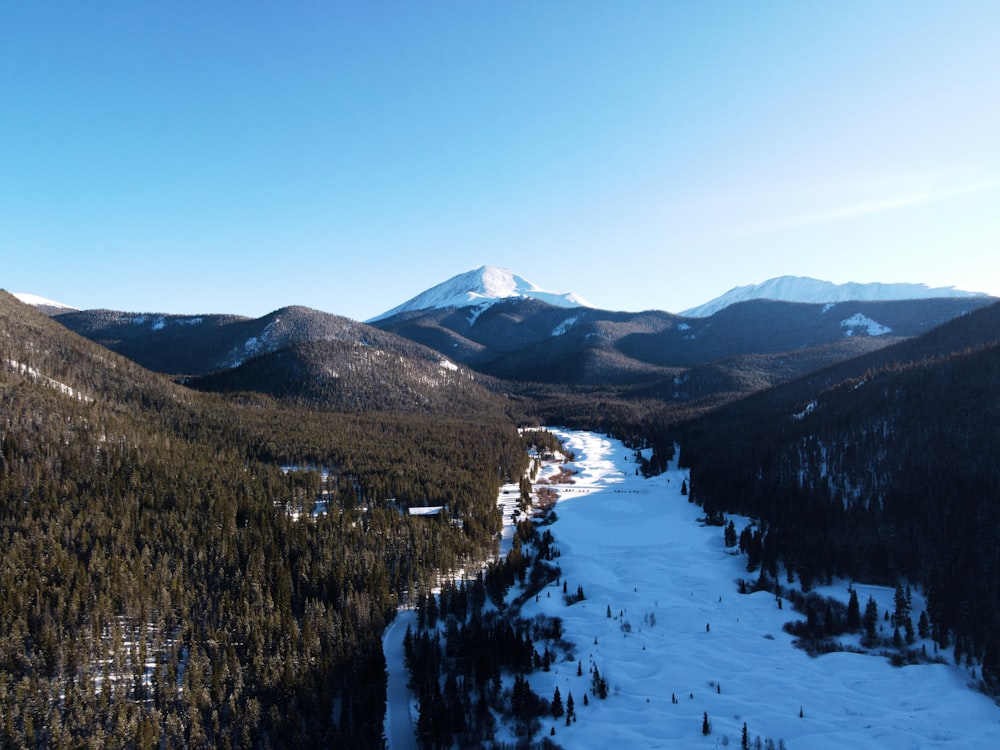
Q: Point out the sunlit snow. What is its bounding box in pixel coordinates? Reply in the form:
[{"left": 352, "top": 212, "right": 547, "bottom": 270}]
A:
[
  {"left": 385, "top": 429, "right": 1000, "bottom": 750},
  {"left": 11, "top": 292, "right": 78, "bottom": 311},
  {"left": 682, "top": 276, "right": 987, "bottom": 318},
  {"left": 369, "top": 266, "right": 592, "bottom": 322},
  {"left": 552, "top": 316, "right": 579, "bottom": 336},
  {"left": 840, "top": 313, "right": 892, "bottom": 336}
]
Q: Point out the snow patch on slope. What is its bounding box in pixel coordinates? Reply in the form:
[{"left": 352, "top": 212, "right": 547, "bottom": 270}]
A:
[
  {"left": 227, "top": 318, "right": 280, "bottom": 367},
  {"left": 840, "top": 313, "right": 892, "bottom": 336},
  {"left": 793, "top": 400, "right": 818, "bottom": 420},
  {"left": 7, "top": 359, "right": 93, "bottom": 402},
  {"left": 11, "top": 293, "right": 78, "bottom": 311},
  {"left": 552, "top": 316, "right": 579, "bottom": 336}
]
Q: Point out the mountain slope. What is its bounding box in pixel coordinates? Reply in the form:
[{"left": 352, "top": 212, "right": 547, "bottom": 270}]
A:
[
  {"left": 0, "top": 289, "right": 527, "bottom": 746},
  {"left": 49, "top": 275, "right": 996, "bottom": 414},
  {"left": 368, "top": 265, "right": 592, "bottom": 322},
  {"left": 55, "top": 304, "right": 440, "bottom": 377},
  {"left": 373, "top": 296, "right": 993, "bottom": 392},
  {"left": 681, "top": 275, "right": 991, "bottom": 317},
  {"left": 188, "top": 338, "right": 503, "bottom": 414},
  {"left": 671, "top": 301, "right": 1000, "bottom": 680}
]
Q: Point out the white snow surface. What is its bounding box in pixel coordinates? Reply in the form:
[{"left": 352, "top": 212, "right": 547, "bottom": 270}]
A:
[
  {"left": 681, "top": 276, "right": 988, "bottom": 318},
  {"left": 385, "top": 429, "right": 1000, "bottom": 750},
  {"left": 840, "top": 313, "right": 892, "bottom": 336},
  {"left": 368, "top": 266, "right": 592, "bottom": 322},
  {"left": 793, "top": 401, "right": 818, "bottom": 420},
  {"left": 552, "top": 316, "right": 579, "bottom": 336},
  {"left": 7, "top": 359, "right": 93, "bottom": 402},
  {"left": 11, "top": 292, "right": 78, "bottom": 311}
]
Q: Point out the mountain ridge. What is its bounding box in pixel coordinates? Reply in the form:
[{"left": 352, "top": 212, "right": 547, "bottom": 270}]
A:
[
  {"left": 12, "top": 271, "right": 993, "bottom": 325},
  {"left": 681, "top": 275, "right": 990, "bottom": 317}
]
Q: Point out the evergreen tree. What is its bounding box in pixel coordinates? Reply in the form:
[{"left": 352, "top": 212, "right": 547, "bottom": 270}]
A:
[
  {"left": 863, "top": 596, "right": 880, "bottom": 642},
  {"left": 846, "top": 588, "right": 861, "bottom": 630},
  {"left": 894, "top": 583, "right": 910, "bottom": 626},
  {"left": 551, "top": 687, "right": 564, "bottom": 719},
  {"left": 918, "top": 610, "right": 930, "bottom": 640},
  {"left": 702, "top": 711, "right": 711, "bottom": 735}
]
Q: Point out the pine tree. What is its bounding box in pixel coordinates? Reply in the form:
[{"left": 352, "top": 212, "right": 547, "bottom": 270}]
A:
[
  {"left": 702, "top": 711, "right": 711, "bottom": 735},
  {"left": 551, "top": 687, "right": 564, "bottom": 719},
  {"left": 742, "top": 721, "right": 750, "bottom": 749},
  {"left": 846, "top": 588, "right": 861, "bottom": 630},
  {"left": 863, "top": 596, "right": 879, "bottom": 642},
  {"left": 725, "top": 520, "right": 738, "bottom": 548},
  {"left": 918, "top": 610, "right": 930, "bottom": 639}
]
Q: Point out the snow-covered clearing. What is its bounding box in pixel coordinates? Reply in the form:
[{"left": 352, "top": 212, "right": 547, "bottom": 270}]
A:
[
  {"left": 385, "top": 429, "right": 1000, "bottom": 748},
  {"left": 840, "top": 313, "right": 892, "bottom": 336}
]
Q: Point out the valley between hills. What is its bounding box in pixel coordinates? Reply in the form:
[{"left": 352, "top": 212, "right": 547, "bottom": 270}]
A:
[
  {"left": 2, "top": 270, "right": 999, "bottom": 748},
  {"left": 382, "top": 430, "right": 1000, "bottom": 749}
]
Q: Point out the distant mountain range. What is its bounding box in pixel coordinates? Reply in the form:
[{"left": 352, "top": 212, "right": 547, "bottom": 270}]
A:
[
  {"left": 13, "top": 267, "right": 990, "bottom": 324},
  {"left": 20, "top": 266, "right": 991, "bottom": 417},
  {"left": 679, "top": 275, "right": 989, "bottom": 318}
]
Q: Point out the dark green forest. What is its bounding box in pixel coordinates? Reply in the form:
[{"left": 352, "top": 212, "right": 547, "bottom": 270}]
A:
[{"left": 0, "top": 293, "right": 526, "bottom": 747}]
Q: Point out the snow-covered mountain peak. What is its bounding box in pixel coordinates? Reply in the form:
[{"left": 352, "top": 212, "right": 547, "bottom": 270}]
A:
[
  {"left": 681, "top": 276, "right": 989, "bottom": 318},
  {"left": 368, "top": 266, "right": 592, "bottom": 322}
]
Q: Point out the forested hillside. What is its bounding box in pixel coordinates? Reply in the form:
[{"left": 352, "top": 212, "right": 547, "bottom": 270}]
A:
[
  {"left": 672, "top": 302, "right": 1000, "bottom": 681},
  {"left": 372, "top": 296, "right": 992, "bottom": 389},
  {"left": 0, "top": 292, "right": 526, "bottom": 747},
  {"left": 55, "top": 305, "right": 442, "bottom": 377},
  {"left": 187, "top": 339, "right": 501, "bottom": 415}
]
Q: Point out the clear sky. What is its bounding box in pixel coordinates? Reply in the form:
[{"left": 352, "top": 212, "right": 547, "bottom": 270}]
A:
[{"left": 2, "top": 2, "right": 998, "bottom": 319}]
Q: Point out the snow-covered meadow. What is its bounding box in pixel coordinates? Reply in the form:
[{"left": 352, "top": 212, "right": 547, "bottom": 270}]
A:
[{"left": 387, "top": 429, "right": 1000, "bottom": 748}]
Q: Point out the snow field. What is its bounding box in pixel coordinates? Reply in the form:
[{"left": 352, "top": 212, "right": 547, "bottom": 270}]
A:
[{"left": 506, "top": 430, "right": 1000, "bottom": 749}]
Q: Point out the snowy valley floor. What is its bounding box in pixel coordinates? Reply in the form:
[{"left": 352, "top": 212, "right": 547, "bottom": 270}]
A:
[{"left": 386, "top": 429, "right": 1000, "bottom": 749}]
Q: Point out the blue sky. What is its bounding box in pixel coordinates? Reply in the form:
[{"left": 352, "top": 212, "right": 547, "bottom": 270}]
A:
[{"left": 3, "top": 2, "right": 998, "bottom": 319}]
